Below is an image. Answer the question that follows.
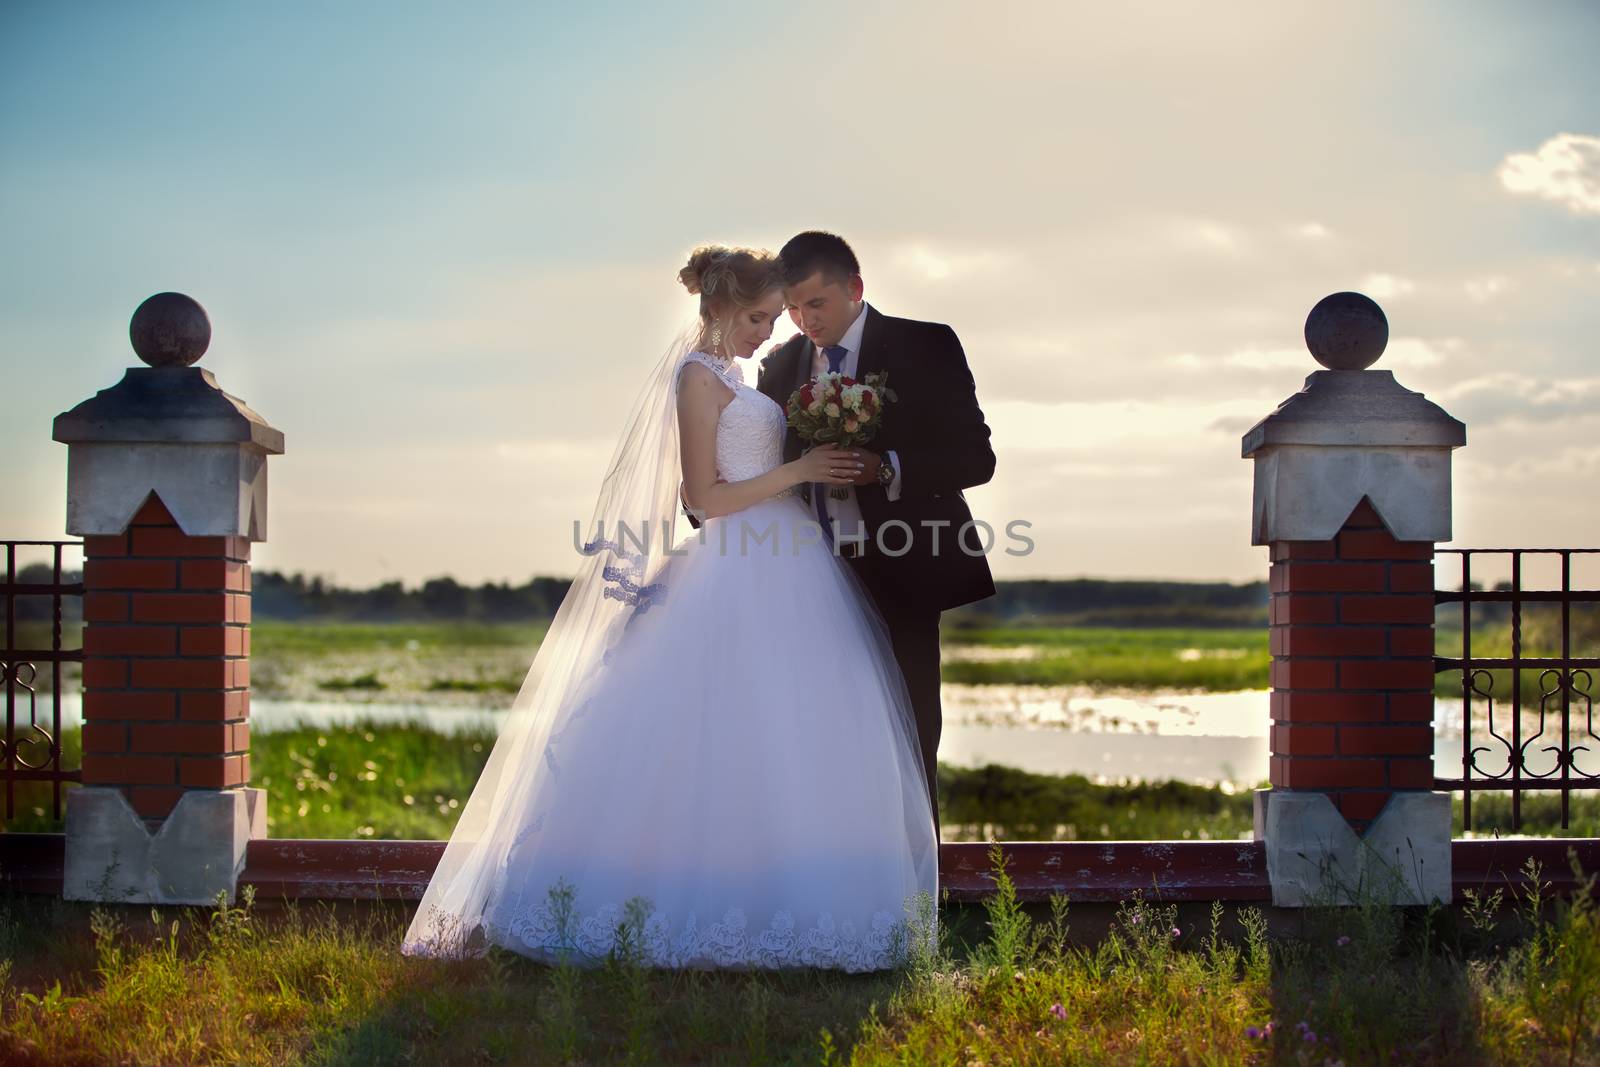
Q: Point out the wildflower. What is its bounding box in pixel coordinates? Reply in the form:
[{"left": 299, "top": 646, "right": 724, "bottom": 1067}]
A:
[
  {"left": 1049, "top": 1002, "right": 1067, "bottom": 1020},
  {"left": 1335, "top": 934, "right": 1351, "bottom": 947},
  {"left": 1170, "top": 926, "right": 1182, "bottom": 938},
  {"left": 1264, "top": 1021, "right": 1277, "bottom": 1037},
  {"left": 1245, "top": 1026, "right": 1263, "bottom": 1040},
  {"left": 1129, "top": 913, "right": 1142, "bottom": 925},
  {"left": 1013, "top": 970, "right": 1025, "bottom": 982}
]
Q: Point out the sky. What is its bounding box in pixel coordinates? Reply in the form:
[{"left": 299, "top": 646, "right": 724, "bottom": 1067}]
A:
[{"left": 2, "top": 1, "right": 1597, "bottom": 588}]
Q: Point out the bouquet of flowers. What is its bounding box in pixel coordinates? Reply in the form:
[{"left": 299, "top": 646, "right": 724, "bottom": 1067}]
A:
[{"left": 785, "top": 370, "right": 898, "bottom": 498}]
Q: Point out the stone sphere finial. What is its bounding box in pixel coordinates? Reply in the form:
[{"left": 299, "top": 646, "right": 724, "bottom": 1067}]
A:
[
  {"left": 1304, "top": 291, "right": 1388, "bottom": 371},
  {"left": 130, "top": 292, "right": 211, "bottom": 368}
]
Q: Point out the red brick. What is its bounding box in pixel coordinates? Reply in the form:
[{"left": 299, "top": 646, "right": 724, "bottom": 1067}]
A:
[
  {"left": 1274, "top": 562, "right": 1387, "bottom": 594},
  {"left": 227, "top": 593, "right": 252, "bottom": 624},
  {"left": 1388, "top": 693, "right": 1437, "bottom": 721},
  {"left": 179, "top": 689, "right": 249, "bottom": 721},
  {"left": 1271, "top": 540, "right": 1338, "bottom": 562},
  {"left": 82, "top": 753, "right": 175, "bottom": 786},
  {"left": 1337, "top": 529, "right": 1433, "bottom": 561},
  {"left": 1339, "top": 595, "right": 1435, "bottom": 625},
  {"left": 82, "top": 660, "right": 127, "bottom": 688},
  {"left": 1271, "top": 659, "right": 1338, "bottom": 690},
  {"left": 228, "top": 659, "right": 250, "bottom": 688},
  {"left": 178, "top": 625, "right": 248, "bottom": 657},
  {"left": 178, "top": 559, "right": 250, "bottom": 591},
  {"left": 83, "top": 592, "right": 129, "bottom": 623},
  {"left": 1273, "top": 723, "right": 1337, "bottom": 756},
  {"left": 1338, "top": 725, "right": 1434, "bottom": 757},
  {"left": 1273, "top": 626, "right": 1387, "bottom": 657},
  {"left": 1339, "top": 659, "right": 1437, "bottom": 690},
  {"left": 1273, "top": 691, "right": 1388, "bottom": 723},
  {"left": 1271, "top": 594, "right": 1338, "bottom": 626},
  {"left": 1342, "top": 499, "right": 1387, "bottom": 530},
  {"left": 1388, "top": 629, "right": 1435, "bottom": 657},
  {"left": 126, "top": 786, "right": 187, "bottom": 820},
  {"left": 84, "top": 559, "right": 178, "bottom": 590},
  {"left": 1269, "top": 756, "right": 1288, "bottom": 788},
  {"left": 130, "top": 495, "right": 177, "bottom": 526},
  {"left": 132, "top": 592, "right": 229, "bottom": 623},
  {"left": 230, "top": 722, "right": 251, "bottom": 751},
  {"left": 130, "top": 527, "right": 226, "bottom": 557},
  {"left": 81, "top": 722, "right": 127, "bottom": 752},
  {"left": 130, "top": 722, "right": 231, "bottom": 754},
  {"left": 178, "top": 754, "right": 246, "bottom": 788},
  {"left": 1277, "top": 758, "right": 1387, "bottom": 789},
  {"left": 240, "top": 753, "right": 250, "bottom": 782},
  {"left": 83, "top": 690, "right": 177, "bottom": 720},
  {"left": 82, "top": 625, "right": 177, "bottom": 657},
  {"left": 1388, "top": 758, "right": 1436, "bottom": 789},
  {"left": 1336, "top": 791, "right": 1393, "bottom": 821},
  {"left": 1388, "top": 563, "right": 1435, "bottom": 593},
  {"left": 82, "top": 533, "right": 128, "bottom": 558},
  {"left": 130, "top": 658, "right": 230, "bottom": 690}
]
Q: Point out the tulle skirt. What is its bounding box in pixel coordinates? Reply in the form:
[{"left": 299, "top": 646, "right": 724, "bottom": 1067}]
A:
[{"left": 402, "top": 493, "right": 939, "bottom": 971}]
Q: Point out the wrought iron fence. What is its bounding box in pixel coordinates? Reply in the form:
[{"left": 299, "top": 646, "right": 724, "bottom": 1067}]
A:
[
  {"left": 1435, "top": 548, "right": 1600, "bottom": 831},
  {"left": 1, "top": 540, "right": 83, "bottom": 821}
]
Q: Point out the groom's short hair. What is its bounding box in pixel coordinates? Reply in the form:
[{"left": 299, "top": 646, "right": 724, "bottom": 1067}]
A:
[{"left": 778, "top": 231, "right": 860, "bottom": 287}]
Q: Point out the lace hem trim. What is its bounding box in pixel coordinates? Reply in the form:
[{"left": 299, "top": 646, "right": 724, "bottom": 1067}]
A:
[{"left": 403, "top": 893, "right": 937, "bottom": 973}]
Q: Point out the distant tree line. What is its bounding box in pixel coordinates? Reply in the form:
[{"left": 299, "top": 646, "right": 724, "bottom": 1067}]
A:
[{"left": 2, "top": 562, "right": 1275, "bottom": 628}]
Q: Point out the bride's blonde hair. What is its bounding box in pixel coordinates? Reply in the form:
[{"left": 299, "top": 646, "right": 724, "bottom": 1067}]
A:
[{"left": 678, "top": 245, "right": 783, "bottom": 321}]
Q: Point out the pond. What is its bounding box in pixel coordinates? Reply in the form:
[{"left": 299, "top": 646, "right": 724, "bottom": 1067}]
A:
[{"left": 32, "top": 686, "right": 1477, "bottom": 788}]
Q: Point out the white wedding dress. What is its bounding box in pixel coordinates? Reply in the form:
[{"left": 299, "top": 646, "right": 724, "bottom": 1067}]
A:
[{"left": 401, "top": 349, "right": 939, "bottom": 971}]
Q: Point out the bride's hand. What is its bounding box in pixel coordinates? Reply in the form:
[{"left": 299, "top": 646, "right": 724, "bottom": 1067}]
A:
[{"left": 793, "top": 446, "right": 863, "bottom": 486}]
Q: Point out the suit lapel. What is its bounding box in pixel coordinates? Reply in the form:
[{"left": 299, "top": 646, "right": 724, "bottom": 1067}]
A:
[
  {"left": 855, "top": 306, "right": 887, "bottom": 380},
  {"left": 782, "top": 338, "right": 814, "bottom": 462},
  {"left": 793, "top": 337, "right": 815, "bottom": 392}
]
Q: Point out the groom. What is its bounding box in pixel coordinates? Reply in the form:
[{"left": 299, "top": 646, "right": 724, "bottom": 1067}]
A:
[{"left": 758, "top": 231, "right": 997, "bottom": 836}]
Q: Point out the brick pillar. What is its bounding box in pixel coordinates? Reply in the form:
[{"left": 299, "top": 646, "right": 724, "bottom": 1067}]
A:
[
  {"left": 56, "top": 292, "right": 282, "bottom": 904},
  {"left": 1267, "top": 498, "right": 1435, "bottom": 834},
  {"left": 1243, "top": 292, "right": 1463, "bottom": 906},
  {"left": 80, "top": 493, "right": 252, "bottom": 829}
]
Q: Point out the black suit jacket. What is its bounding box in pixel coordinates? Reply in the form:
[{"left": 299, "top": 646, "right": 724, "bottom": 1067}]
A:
[{"left": 756, "top": 306, "right": 997, "bottom": 613}]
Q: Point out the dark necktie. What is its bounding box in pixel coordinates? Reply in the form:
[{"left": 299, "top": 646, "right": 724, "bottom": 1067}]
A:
[{"left": 815, "top": 345, "right": 849, "bottom": 529}]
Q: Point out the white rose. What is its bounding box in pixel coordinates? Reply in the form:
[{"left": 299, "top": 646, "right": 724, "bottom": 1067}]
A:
[{"left": 825, "top": 402, "right": 841, "bottom": 417}]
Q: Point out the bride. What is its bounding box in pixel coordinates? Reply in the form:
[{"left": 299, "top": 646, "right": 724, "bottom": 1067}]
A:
[{"left": 400, "top": 245, "right": 939, "bottom": 971}]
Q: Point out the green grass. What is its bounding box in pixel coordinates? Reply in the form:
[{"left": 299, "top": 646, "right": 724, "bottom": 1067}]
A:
[
  {"left": 251, "top": 621, "right": 549, "bottom": 657},
  {"left": 3, "top": 845, "right": 1598, "bottom": 1064},
  {"left": 13, "top": 720, "right": 1600, "bottom": 841},
  {"left": 941, "top": 627, "right": 1270, "bottom": 691}
]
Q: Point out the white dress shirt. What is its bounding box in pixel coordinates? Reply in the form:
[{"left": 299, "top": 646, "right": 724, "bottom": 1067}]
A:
[{"left": 809, "top": 302, "right": 903, "bottom": 543}]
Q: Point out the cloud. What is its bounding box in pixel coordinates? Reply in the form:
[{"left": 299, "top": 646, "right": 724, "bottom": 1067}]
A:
[
  {"left": 1439, "top": 373, "right": 1600, "bottom": 427},
  {"left": 1498, "top": 133, "right": 1600, "bottom": 216},
  {"left": 890, "top": 243, "right": 1014, "bottom": 282},
  {"left": 1285, "top": 222, "right": 1333, "bottom": 241},
  {"left": 1360, "top": 273, "right": 1417, "bottom": 300}
]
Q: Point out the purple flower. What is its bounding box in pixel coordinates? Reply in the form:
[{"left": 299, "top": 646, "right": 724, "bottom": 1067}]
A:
[
  {"left": 1245, "top": 1026, "right": 1263, "bottom": 1040},
  {"left": 1170, "top": 926, "right": 1182, "bottom": 938},
  {"left": 1129, "top": 913, "right": 1142, "bottom": 925},
  {"left": 1336, "top": 935, "right": 1351, "bottom": 947},
  {"left": 1049, "top": 1002, "right": 1067, "bottom": 1020},
  {"left": 1303, "top": 1030, "right": 1318, "bottom": 1042}
]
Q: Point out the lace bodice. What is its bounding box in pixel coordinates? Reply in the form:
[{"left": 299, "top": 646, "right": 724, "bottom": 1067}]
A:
[{"left": 680, "top": 351, "right": 787, "bottom": 483}]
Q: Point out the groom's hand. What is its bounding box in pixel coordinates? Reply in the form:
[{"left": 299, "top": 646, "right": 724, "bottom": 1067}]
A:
[{"left": 849, "top": 449, "right": 884, "bottom": 487}]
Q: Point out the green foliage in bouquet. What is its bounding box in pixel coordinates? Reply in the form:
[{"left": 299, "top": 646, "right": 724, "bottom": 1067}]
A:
[{"left": 785, "top": 370, "right": 898, "bottom": 448}]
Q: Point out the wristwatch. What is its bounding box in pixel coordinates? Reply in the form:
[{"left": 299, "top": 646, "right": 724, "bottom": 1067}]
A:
[{"left": 876, "top": 457, "right": 895, "bottom": 487}]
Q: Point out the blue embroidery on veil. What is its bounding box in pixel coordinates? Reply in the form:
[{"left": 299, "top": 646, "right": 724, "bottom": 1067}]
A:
[{"left": 583, "top": 534, "right": 666, "bottom": 613}]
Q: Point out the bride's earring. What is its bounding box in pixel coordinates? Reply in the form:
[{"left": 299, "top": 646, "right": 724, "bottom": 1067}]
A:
[{"left": 710, "top": 321, "right": 724, "bottom": 352}]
